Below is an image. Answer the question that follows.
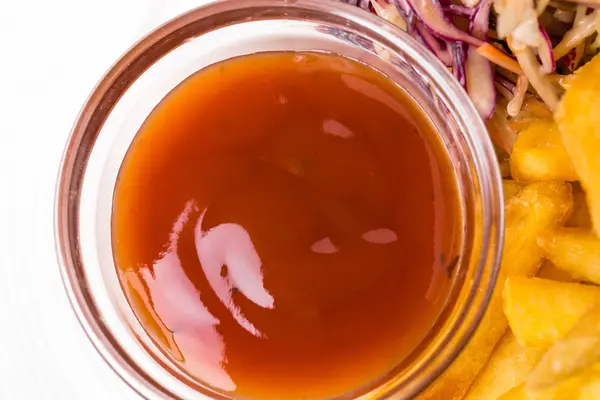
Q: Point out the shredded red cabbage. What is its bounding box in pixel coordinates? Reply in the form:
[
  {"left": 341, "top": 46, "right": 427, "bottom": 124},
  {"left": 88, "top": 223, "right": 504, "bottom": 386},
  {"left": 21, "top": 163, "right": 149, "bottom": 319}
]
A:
[{"left": 342, "top": 0, "right": 600, "bottom": 122}]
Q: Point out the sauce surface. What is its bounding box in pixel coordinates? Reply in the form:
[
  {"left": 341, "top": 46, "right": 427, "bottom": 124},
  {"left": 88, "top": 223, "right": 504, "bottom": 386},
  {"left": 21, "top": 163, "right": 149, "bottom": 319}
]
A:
[{"left": 112, "top": 52, "right": 461, "bottom": 399}]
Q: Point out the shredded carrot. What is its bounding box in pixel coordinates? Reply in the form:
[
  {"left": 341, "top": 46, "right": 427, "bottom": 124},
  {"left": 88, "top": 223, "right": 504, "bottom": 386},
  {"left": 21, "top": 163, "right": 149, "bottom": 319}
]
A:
[
  {"left": 476, "top": 43, "right": 523, "bottom": 75},
  {"left": 553, "top": 11, "right": 597, "bottom": 60}
]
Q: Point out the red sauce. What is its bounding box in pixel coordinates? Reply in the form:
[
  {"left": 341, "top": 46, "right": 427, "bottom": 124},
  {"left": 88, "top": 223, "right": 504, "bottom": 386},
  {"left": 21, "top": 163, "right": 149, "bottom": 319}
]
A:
[{"left": 112, "top": 52, "right": 461, "bottom": 399}]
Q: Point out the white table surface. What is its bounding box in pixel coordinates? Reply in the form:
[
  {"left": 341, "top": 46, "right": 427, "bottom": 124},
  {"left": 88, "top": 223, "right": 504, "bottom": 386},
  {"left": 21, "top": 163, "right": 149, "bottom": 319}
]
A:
[{"left": 0, "top": 1, "right": 210, "bottom": 398}]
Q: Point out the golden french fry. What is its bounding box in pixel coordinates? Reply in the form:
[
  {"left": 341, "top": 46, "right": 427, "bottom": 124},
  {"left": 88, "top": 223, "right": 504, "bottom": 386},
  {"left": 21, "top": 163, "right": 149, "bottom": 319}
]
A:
[
  {"left": 497, "top": 384, "right": 529, "bottom": 399},
  {"left": 538, "top": 227, "right": 600, "bottom": 285},
  {"left": 510, "top": 120, "right": 578, "bottom": 182},
  {"left": 503, "top": 180, "right": 525, "bottom": 204},
  {"left": 420, "top": 182, "right": 573, "bottom": 400},
  {"left": 464, "top": 332, "right": 546, "bottom": 400},
  {"left": 503, "top": 277, "right": 600, "bottom": 348},
  {"left": 579, "top": 370, "right": 600, "bottom": 400},
  {"left": 499, "top": 367, "right": 600, "bottom": 400},
  {"left": 537, "top": 260, "right": 575, "bottom": 282},
  {"left": 555, "top": 53, "right": 600, "bottom": 237},
  {"left": 498, "top": 375, "right": 585, "bottom": 400},
  {"left": 528, "top": 303, "right": 600, "bottom": 390},
  {"left": 566, "top": 183, "right": 592, "bottom": 228},
  {"left": 498, "top": 385, "right": 529, "bottom": 400},
  {"left": 498, "top": 365, "right": 600, "bottom": 400},
  {"left": 559, "top": 73, "right": 576, "bottom": 91},
  {"left": 467, "top": 259, "right": 576, "bottom": 400},
  {"left": 501, "top": 183, "right": 573, "bottom": 277}
]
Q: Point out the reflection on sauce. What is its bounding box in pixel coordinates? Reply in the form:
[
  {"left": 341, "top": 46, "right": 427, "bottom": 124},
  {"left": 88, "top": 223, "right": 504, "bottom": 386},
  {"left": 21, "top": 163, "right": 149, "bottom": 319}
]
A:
[
  {"left": 113, "top": 52, "right": 461, "bottom": 399},
  {"left": 122, "top": 200, "right": 235, "bottom": 391},
  {"left": 195, "top": 209, "right": 274, "bottom": 338}
]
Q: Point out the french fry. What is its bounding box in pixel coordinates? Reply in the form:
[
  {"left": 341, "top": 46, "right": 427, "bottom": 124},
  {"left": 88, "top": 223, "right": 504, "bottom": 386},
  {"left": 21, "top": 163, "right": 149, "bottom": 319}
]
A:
[
  {"left": 497, "top": 385, "right": 529, "bottom": 400},
  {"left": 567, "top": 183, "right": 592, "bottom": 228},
  {"left": 503, "top": 179, "right": 525, "bottom": 204},
  {"left": 498, "top": 375, "right": 585, "bottom": 400},
  {"left": 579, "top": 370, "right": 600, "bottom": 400},
  {"left": 467, "top": 259, "right": 576, "bottom": 400},
  {"left": 419, "top": 182, "right": 572, "bottom": 400},
  {"left": 555, "top": 53, "right": 600, "bottom": 237},
  {"left": 498, "top": 365, "right": 600, "bottom": 400},
  {"left": 537, "top": 260, "right": 575, "bottom": 282},
  {"left": 464, "top": 332, "right": 546, "bottom": 400},
  {"left": 528, "top": 303, "right": 600, "bottom": 390},
  {"left": 503, "top": 277, "right": 600, "bottom": 348},
  {"left": 500, "top": 183, "right": 573, "bottom": 277},
  {"left": 538, "top": 227, "right": 600, "bottom": 285},
  {"left": 510, "top": 120, "right": 578, "bottom": 182}
]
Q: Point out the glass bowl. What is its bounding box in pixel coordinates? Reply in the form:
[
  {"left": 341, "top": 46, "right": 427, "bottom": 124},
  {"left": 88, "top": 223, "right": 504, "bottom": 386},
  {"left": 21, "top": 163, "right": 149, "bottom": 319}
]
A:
[{"left": 54, "top": 0, "right": 504, "bottom": 399}]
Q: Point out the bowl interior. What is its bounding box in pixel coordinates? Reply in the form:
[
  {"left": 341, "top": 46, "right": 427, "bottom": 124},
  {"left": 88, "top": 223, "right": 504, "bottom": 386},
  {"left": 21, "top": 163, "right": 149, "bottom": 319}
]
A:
[{"left": 56, "top": 1, "right": 502, "bottom": 399}]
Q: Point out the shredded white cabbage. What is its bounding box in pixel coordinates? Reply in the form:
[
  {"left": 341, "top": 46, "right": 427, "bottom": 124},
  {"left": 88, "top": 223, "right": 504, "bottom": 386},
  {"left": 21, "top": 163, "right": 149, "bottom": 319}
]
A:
[
  {"left": 554, "top": 11, "right": 598, "bottom": 59},
  {"left": 507, "top": 75, "right": 529, "bottom": 116},
  {"left": 513, "top": 46, "right": 559, "bottom": 110},
  {"left": 554, "top": 9, "right": 576, "bottom": 23},
  {"left": 356, "top": 0, "right": 599, "bottom": 117},
  {"left": 511, "top": 7, "right": 544, "bottom": 48},
  {"left": 593, "top": 11, "right": 600, "bottom": 50},
  {"left": 537, "top": 0, "right": 551, "bottom": 15},
  {"left": 495, "top": 0, "right": 536, "bottom": 39}
]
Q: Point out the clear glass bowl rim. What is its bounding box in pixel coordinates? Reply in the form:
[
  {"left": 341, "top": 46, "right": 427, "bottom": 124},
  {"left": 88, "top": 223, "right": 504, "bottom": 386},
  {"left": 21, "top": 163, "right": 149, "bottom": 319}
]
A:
[{"left": 54, "top": 1, "right": 504, "bottom": 399}]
